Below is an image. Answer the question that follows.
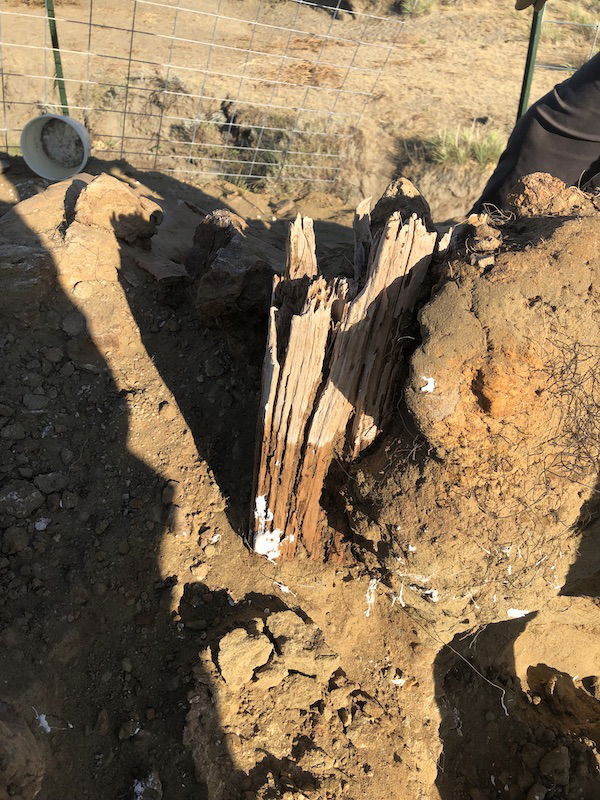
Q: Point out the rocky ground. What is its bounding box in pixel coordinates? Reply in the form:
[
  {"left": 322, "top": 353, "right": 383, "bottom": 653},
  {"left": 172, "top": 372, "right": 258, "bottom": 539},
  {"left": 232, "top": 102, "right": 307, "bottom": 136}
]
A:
[{"left": 1, "top": 168, "right": 600, "bottom": 800}]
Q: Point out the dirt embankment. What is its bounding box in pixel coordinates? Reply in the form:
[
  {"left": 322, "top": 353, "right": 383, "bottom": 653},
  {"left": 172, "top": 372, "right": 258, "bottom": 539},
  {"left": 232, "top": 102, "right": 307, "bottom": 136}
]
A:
[{"left": 1, "top": 171, "right": 600, "bottom": 800}]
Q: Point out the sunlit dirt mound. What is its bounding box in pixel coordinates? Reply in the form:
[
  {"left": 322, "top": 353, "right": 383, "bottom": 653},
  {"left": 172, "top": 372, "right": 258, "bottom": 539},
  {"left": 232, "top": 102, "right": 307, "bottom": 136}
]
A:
[{"left": 345, "top": 173, "right": 600, "bottom": 799}]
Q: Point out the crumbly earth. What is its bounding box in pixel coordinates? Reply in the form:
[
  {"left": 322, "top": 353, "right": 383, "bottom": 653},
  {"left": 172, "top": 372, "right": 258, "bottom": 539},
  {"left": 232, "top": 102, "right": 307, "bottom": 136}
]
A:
[{"left": 1, "top": 169, "right": 600, "bottom": 800}]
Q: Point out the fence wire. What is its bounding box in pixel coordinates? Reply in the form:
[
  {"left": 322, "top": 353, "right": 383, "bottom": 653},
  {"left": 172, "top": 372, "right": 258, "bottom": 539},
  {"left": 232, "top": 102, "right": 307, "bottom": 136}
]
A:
[
  {"left": 536, "top": 11, "right": 600, "bottom": 74},
  {"left": 0, "top": 0, "right": 404, "bottom": 188}
]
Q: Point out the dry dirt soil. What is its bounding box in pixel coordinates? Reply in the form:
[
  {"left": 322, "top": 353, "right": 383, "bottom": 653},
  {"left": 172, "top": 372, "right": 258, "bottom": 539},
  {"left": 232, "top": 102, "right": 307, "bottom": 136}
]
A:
[
  {"left": 1, "top": 156, "right": 600, "bottom": 800},
  {"left": 1, "top": 2, "right": 600, "bottom": 799}
]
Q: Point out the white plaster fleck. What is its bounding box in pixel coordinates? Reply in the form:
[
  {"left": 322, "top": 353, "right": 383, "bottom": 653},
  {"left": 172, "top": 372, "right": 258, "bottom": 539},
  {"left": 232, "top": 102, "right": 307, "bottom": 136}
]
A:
[
  {"left": 364, "top": 578, "right": 379, "bottom": 617},
  {"left": 420, "top": 376, "right": 436, "bottom": 393},
  {"left": 32, "top": 707, "right": 51, "bottom": 733}
]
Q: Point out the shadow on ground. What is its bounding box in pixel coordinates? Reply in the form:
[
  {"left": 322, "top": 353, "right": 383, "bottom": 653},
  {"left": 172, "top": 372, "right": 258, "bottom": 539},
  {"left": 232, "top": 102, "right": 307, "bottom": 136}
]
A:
[{"left": 0, "top": 155, "right": 359, "bottom": 799}]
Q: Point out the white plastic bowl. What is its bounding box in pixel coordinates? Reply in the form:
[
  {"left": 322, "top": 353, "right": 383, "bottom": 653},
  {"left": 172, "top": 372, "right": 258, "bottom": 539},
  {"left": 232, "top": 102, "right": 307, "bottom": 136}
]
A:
[{"left": 20, "top": 114, "right": 90, "bottom": 181}]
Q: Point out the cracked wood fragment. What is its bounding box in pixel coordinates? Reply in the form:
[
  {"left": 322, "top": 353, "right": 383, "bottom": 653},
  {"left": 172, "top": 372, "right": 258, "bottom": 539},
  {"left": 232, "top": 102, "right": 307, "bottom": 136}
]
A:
[{"left": 252, "top": 188, "right": 437, "bottom": 561}]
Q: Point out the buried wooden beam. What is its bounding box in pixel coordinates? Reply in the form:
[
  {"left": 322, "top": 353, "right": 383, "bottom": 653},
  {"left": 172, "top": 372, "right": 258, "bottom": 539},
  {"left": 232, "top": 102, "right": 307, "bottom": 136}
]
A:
[{"left": 251, "top": 198, "right": 437, "bottom": 561}]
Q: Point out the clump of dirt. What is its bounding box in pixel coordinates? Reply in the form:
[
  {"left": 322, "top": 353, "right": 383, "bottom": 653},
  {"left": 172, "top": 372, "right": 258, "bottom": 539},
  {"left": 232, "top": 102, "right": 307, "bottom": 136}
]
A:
[
  {"left": 2, "top": 169, "right": 600, "bottom": 800},
  {"left": 507, "top": 172, "right": 600, "bottom": 218},
  {"left": 0, "top": 701, "right": 44, "bottom": 800}
]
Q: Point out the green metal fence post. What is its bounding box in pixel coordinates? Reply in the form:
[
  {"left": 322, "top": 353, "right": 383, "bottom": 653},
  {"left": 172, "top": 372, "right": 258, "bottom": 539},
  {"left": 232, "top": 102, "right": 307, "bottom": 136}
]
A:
[
  {"left": 45, "top": 0, "right": 69, "bottom": 116},
  {"left": 516, "top": 5, "right": 545, "bottom": 121}
]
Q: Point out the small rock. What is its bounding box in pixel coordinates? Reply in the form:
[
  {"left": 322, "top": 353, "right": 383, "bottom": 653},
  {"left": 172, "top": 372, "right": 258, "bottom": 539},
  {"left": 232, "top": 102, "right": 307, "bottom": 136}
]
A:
[
  {"left": 474, "top": 255, "right": 495, "bottom": 269},
  {"left": 94, "top": 708, "right": 110, "bottom": 736},
  {"left": 203, "top": 544, "right": 217, "bottom": 559},
  {"left": 46, "top": 493, "right": 61, "bottom": 512},
  {"left": 62, "top": 491, "right": 79, "bottom": 509},
  {"left": 157, "top": 401, "right": 177, "bottom": 421},
  {"left": 266, "top": 610, "right": 339, "bottom": 679},
  {"left": 23, "top": 370, "right": 42, "bottom": 386},
  {"left": 218, "top": 628, "right": 273, "bottom": 689},
  {"left": 539, "top": 745, "right": 569, "bottom": 786},
  {"left": 61, "top": 311, "right": 86, "bottom": 337},
  {"left": 34, "top": 472, "right": 67, "bottom": 494},
  {"left": 1, "top": 422, "right": 26, "bottom": 440},
  {"left": 118, "top": 718, "right": 140, "bottom": 740},
  {"left": 34, "top": 518, "right": 51, "bottom": 531},
  {"left": 526, "top": 784, "right": 547, "bottom": 800},
  {"left": 44, "top": 347, "right": 63, "bottom": 363},
  {"left": 2, "top": 526, "right": 30, "bottom": 554},
  {"left": 280, "top": 673, "right": 321, "bottom": 709},
  {"left": 122, "top": 657, "right": 133, "bottom": 673},
  {"left": 204, "top": 357, "right": 225, "bottom": 378},
  {"left": 60, "top": 448, "right": 74, "bottom": 465},
  {"left": 0, "top": 403, "right": 14, "bottom": 417},
  {"left": 252, "top": 658, "right": 289, "bottom": 690},
  {"left": 0, "top": 480, "right": 44, "bottom": 518},
  {"left": 60, "top": 362, "right": 75, "bottom": 377},
  {"left": 23, "top": 393, "right": 49, "bottom": 411}
]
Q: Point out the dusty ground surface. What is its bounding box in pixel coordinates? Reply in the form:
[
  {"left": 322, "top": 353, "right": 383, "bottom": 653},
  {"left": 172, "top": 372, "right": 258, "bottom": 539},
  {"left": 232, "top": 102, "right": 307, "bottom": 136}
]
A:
[{"left": 1, "top": 163, "right": 600, "bottom": 800}]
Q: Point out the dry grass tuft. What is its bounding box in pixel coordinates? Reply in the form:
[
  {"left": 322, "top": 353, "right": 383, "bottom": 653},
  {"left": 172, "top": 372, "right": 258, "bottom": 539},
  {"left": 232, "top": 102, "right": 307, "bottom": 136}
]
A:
[{"left": 426, "top": 126, "right": 505, "bottom": 168}]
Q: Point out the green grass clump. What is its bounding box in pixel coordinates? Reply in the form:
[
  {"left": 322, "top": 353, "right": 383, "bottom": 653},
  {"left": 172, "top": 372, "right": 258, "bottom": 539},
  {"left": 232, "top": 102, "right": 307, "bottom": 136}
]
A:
[{"left": 426, "top": 127, "right": 505, "bottom": 168}]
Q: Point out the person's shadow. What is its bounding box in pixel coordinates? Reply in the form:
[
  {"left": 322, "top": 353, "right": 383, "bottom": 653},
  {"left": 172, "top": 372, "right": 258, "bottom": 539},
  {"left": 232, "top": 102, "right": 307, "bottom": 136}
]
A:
[
  {"left": 0, "top": 157, "right": 364, "bottom": 800},
  {"left": 0, "top": 164, "right": 235, "bottom": 798},
  {"left": 0, "top": 162, "right": 298, "bottom": 799}
]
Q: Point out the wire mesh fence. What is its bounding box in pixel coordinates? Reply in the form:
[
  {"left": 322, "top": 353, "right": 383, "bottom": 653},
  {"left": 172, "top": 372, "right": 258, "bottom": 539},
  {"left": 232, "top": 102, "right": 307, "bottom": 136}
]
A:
[
  {"left": 537, "top": 13, "right": 600, "bottom": 75},
  {"left": 2, "top": 0, "right": 598, "bottom": 192},
  {"left": 0, "top": 0, "right": 405, "bottom": 188}
]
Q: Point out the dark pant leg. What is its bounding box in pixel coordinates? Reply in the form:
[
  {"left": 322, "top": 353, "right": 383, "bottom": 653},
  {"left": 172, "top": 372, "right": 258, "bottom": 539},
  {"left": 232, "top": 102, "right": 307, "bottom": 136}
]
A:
[{"left": 472, "top": 53, "right": 600, "bottom": 213}]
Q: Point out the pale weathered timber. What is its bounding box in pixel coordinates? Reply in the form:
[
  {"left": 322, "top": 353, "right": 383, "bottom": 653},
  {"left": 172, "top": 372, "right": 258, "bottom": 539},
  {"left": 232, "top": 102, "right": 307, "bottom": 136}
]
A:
[
  {"left": 353, "top": 196, "right": 372, "bottom": 284},
  {"left": 349, "top": 214, "right": 438, "bottom": 457},
  {"left": 252, "top": 190, "right": 437, "bottom": 562},
  {"left": 252, "top": 215, "right": 349, "bottom": 560},
  {"left": 285, "top": 214, "right": 318, "bottom": 280}
]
